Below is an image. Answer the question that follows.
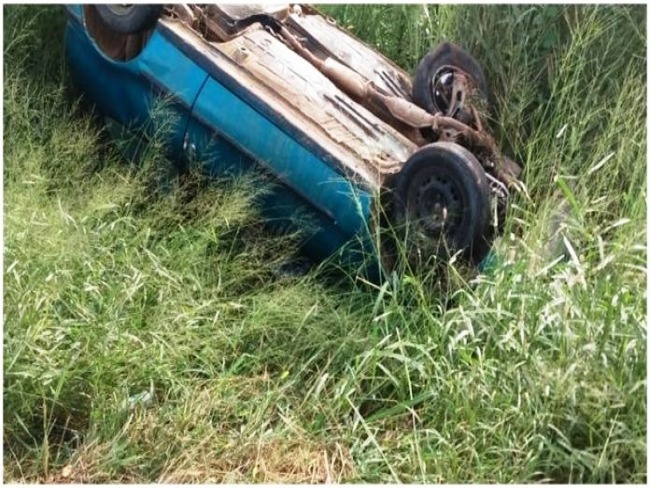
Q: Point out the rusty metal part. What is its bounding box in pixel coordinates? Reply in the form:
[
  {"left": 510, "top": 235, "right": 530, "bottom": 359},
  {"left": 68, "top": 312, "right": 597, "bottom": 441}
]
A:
[
  {"left": 277, "top": 27, "right": 425, "bottom": 141},
  {"left": 170, "top": 4, "right": 196, "bottom": 26},
  {"left": 166, "top": 17, "right": 416, "bottom": 185},
  {"left": 284, "top": 9, "right": 413, "bottom": 99},
  {"left": 195, "top": 7, "right": 232, "bottom": 41},
  {"left": 196, "top": 5, "right": 292, "bottom": 42},
  {"left": 163, "top": 5, "right": 523, "bottom": 193},
  {"left": 275, "top": 23, "right": 524, "bottom": 191},
  {"left": 493, "top": 157, "right": 524, "bottom": 190},
  {"left": 470, "top": 105, "right": 484, "bottom": 132},
  {"left": 199, "top": 8, "right": 487, "bottom": 150},
  {"left": 434, "top": 70, "right": 469, "bottom": 118},
  {"left": 427, "top": 65, "right": 487, "bottom": 131}
]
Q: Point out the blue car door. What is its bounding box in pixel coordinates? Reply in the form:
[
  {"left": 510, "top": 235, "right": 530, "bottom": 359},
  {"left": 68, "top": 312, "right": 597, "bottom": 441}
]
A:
[{"left": 65, "top": 5, "right": 209, "bottom": 160}]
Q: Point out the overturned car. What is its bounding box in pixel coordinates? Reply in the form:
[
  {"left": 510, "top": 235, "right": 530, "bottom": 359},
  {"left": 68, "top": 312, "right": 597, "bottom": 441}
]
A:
[{"left": 65, "top": 4, "right": 522, "bottom": 276}]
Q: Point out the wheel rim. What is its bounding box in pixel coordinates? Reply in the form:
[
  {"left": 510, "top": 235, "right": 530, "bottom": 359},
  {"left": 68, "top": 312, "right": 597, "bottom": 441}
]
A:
[
  {"left": 412, "top": 170, "right": 463, "bottom": 234},
  {"left": 404, "top": 167, "right": 466, "bottom": 257},
  {"left": 430, "top": 66, "right": 477, "bottom": 122},
  {"left": 415, "top": 174, "right": 462, "bottom": 235},
  {"left": 431, "top": 68, "right": 456, "bottom": 114}
]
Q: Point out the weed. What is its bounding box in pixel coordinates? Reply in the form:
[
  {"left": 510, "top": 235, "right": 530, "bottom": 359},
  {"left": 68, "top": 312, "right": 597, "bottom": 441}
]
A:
[{"left": 4, "top": 3, "right": 646, "bottom": 483}]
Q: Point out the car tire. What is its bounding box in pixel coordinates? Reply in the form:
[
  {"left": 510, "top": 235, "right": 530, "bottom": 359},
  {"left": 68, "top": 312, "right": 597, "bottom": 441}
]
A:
[
  {"left": 95, "top": 4, "right": 163, "bottom": 35},
  {"left": 392, "top": 142, "right": 491, "bottom": 266},
  {"left": 412, "top": 42, "right": 489, "bottom": 122}
]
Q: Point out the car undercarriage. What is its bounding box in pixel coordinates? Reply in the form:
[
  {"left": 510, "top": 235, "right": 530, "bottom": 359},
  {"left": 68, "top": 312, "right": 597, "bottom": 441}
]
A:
[{"left": 76, "top": 3, "right": 525, "bottom": 270}]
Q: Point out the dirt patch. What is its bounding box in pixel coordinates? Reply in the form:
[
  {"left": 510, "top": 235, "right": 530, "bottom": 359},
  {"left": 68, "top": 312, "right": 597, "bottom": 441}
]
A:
[
  {"left": 30, "top": 435, "right": 356, "bottom": 483},
  {"left": 159, "top": 437, "right": 356, "bottom": 483}
]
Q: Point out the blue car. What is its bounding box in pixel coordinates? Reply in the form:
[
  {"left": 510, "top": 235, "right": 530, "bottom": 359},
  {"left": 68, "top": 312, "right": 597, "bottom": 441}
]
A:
[{"left": 65, "top": 4, "right": 521, "bottom": 276}]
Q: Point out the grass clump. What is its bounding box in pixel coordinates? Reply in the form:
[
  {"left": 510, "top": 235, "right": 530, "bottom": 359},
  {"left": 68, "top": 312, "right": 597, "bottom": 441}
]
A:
[{"left": 4, "top": 3, "right": 647, "bottom": 483}]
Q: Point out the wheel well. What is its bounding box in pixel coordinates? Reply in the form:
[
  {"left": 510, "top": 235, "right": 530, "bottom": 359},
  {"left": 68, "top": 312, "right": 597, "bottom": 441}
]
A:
[{"left": 83, "top": 5, "right": 153, "bottom": 62}]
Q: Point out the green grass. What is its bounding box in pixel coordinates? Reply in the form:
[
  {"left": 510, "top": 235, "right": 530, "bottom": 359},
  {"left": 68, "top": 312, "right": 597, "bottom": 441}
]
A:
[{"left": 3, "top": 3, "right": 646, "bottom": 483}]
